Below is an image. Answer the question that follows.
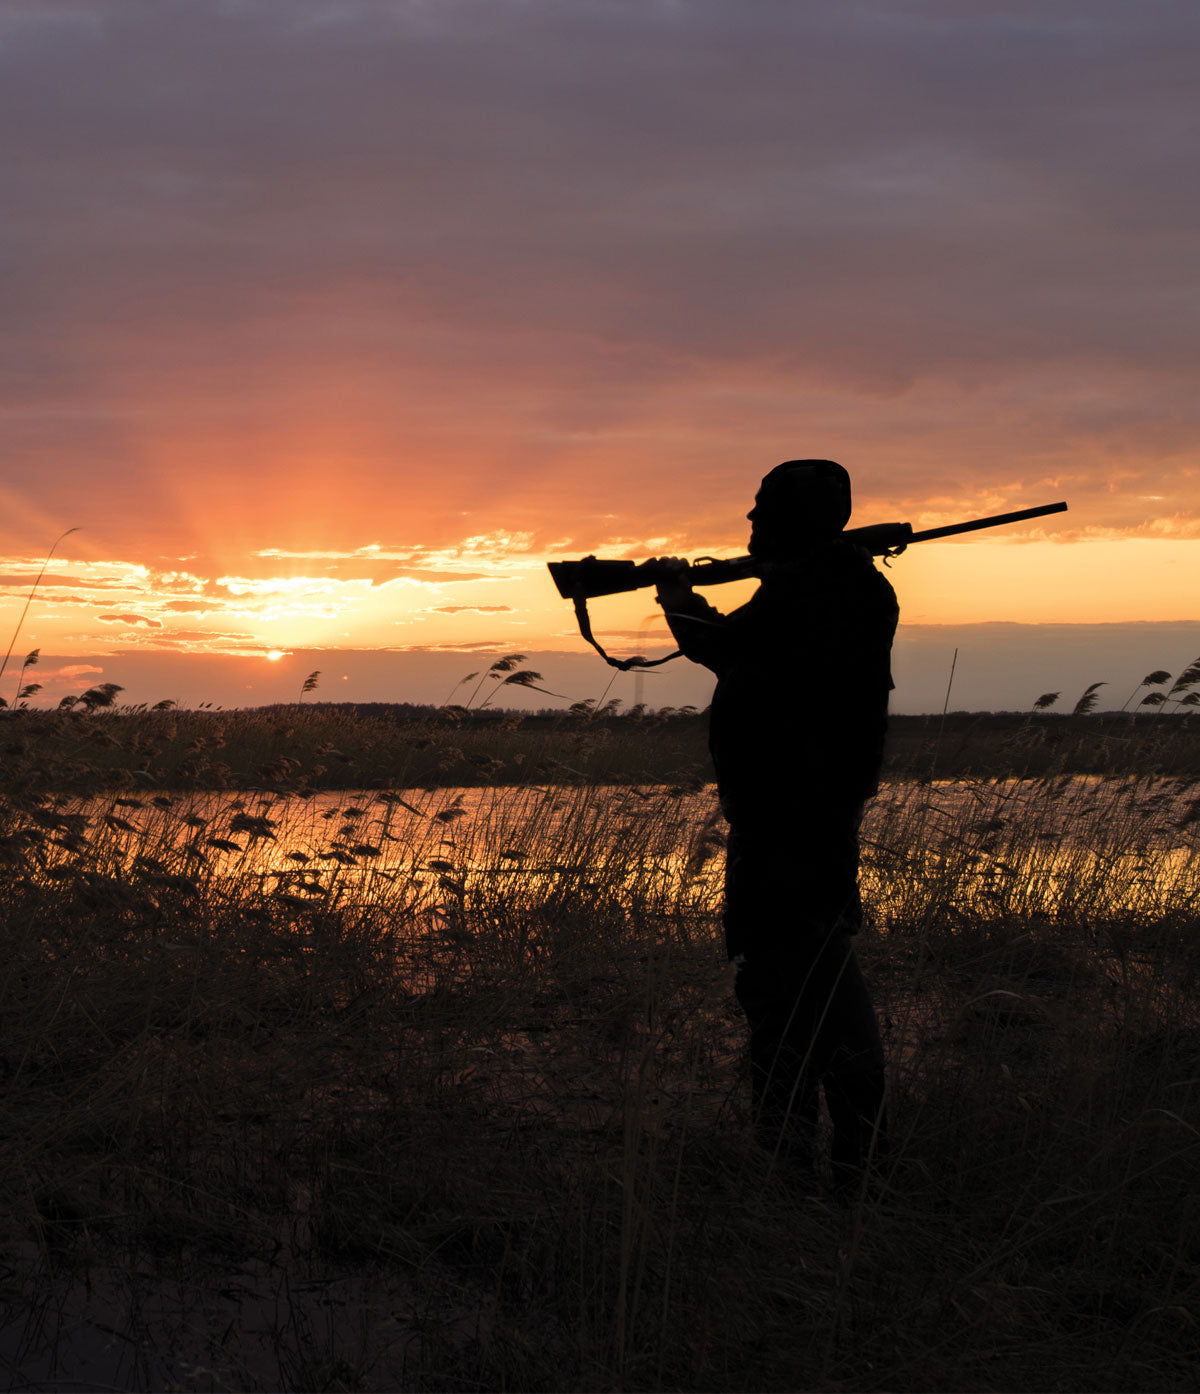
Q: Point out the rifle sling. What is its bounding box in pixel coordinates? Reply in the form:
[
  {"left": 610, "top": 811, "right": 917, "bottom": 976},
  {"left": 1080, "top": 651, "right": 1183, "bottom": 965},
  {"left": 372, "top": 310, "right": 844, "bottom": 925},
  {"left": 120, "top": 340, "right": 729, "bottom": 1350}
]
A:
[{"left": 572, "top": 596, "right": 681, "bottom": 671}]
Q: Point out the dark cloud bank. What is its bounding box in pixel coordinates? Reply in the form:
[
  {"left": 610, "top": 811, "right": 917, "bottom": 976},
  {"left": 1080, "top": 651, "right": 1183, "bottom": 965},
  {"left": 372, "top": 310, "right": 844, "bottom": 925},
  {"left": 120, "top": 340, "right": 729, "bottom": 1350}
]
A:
[{"left": 2, "top": 0, "right": 1199, "bottom": 553}]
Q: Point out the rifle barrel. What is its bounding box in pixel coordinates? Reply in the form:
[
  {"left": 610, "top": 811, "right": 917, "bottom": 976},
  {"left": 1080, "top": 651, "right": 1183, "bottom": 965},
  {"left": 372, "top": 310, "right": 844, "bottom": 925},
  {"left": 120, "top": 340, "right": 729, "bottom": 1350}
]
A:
[{"left": 909, "top": 500, "right": 1067, "bottom": 545}]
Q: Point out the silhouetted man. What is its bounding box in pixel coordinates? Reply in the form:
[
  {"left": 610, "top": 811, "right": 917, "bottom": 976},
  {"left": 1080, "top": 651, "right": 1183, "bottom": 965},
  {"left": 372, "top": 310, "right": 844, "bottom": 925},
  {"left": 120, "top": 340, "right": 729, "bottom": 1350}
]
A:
[{"left": 654, "top": 460, "right": 897, "bottom": 1194}]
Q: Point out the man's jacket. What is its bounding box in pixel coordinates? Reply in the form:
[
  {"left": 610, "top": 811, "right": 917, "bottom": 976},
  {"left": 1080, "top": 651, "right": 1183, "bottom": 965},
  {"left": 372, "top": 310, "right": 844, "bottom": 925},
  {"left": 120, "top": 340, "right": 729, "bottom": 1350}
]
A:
[{"left": 662, "top": 539, "right": 899, "bottom": 822}]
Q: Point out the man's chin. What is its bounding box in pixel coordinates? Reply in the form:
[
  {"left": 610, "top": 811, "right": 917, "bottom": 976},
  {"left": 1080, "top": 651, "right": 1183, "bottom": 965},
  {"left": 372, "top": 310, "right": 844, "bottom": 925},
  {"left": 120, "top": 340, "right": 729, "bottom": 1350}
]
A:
[{"left": 748, "top": 533, "right": 790, "bottom": 561}]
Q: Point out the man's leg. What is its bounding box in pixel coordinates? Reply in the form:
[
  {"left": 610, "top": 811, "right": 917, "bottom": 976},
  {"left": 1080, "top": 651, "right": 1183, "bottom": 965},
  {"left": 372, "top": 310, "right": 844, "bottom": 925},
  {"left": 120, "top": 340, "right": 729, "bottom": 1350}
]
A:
[
  {"left": 724, "top": 809, "right": 886, "bottom": 1177},
  {"left": 816, "top": 943, "right": 888, "bottom": 1195},
  {"left": 734, "top": 956, "right": 821, "bottom": 1163},
  {"left": 735, "top": 935, "right": 886, "bottom": 1178}
]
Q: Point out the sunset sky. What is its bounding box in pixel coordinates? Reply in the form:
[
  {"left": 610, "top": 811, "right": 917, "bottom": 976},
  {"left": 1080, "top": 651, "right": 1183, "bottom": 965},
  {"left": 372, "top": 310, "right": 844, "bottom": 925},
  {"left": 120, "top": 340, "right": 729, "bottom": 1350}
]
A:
[{"left": 2, "top": 1, "right": 1198, "bottom": 713}]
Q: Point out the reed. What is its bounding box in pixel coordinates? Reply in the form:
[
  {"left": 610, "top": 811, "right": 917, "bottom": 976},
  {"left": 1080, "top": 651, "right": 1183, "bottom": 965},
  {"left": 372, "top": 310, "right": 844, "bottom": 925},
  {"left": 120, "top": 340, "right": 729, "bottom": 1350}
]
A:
[
  {"left": 8, "top": 700, "right": 1200, "bottom": 799},
  {"left": 0, "top": 527, "right": 77, "bottom": 700},
  {"left": 1, "top": 746, "right": 1198, "bottom": 1390}
]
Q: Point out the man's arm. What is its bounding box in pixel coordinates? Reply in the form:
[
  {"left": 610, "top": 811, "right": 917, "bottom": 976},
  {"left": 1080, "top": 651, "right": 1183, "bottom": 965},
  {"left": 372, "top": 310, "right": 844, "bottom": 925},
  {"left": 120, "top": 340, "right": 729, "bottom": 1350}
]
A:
[{"left": 652, "top": 557, "right": 733, "bottom": 674}]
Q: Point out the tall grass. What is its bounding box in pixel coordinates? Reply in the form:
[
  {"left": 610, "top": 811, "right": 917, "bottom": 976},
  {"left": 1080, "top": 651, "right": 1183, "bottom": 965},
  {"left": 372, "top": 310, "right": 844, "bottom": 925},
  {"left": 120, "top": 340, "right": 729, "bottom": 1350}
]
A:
[
  {"left": 1, "top": 751, "right": 1198, "bottom": 1390},
  {"left": 8, "top": 700, "right": 1200, "bottom": 798},
  {"left": 0, "top": 701, "right": 717, "bottom": 795}
]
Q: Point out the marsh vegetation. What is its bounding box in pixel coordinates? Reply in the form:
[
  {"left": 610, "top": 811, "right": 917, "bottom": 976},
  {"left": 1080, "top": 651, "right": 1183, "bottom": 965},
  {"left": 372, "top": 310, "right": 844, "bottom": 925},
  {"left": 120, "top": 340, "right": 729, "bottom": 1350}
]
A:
[
  {"left": 2, "top": 696, "right": 1199, "bottom": 1389},
  {"left": 8, "top": 696, "right": 1200, "bottom": 797}
]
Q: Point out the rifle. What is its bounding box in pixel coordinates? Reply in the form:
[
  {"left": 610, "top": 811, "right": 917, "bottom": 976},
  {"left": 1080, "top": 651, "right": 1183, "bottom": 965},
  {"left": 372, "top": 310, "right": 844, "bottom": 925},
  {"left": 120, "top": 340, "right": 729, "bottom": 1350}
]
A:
[{"left": 548, "top": 499, "right": 1068, "bottom": 670}]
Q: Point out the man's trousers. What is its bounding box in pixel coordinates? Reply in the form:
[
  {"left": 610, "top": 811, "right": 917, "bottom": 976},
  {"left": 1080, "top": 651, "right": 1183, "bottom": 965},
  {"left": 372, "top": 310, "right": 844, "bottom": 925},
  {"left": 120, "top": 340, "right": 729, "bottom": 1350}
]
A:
[{"left": 723, "top": 811, "right": 887, "bottom": 1185}]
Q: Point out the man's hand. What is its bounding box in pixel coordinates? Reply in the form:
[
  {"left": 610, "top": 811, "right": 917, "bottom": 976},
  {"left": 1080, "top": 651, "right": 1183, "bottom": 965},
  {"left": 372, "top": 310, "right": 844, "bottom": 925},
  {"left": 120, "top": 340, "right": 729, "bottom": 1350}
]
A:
[{"left": 650, "top": 556, "right": 693, "bottom": 610}]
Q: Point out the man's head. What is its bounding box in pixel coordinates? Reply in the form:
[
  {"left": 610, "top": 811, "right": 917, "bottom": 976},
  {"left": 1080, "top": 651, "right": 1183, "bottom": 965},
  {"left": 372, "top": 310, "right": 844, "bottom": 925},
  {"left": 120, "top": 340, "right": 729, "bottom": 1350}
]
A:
[{"left": 747, "top": 459, "right": 852, "bottom": 558}]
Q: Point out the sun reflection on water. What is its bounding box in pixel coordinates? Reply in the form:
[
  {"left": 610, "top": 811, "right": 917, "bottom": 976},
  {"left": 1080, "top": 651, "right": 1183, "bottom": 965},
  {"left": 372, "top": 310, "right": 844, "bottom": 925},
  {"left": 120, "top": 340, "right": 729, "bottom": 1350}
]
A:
[{"left": 57, "top": 774, "right": 1200, "bottom": 937}]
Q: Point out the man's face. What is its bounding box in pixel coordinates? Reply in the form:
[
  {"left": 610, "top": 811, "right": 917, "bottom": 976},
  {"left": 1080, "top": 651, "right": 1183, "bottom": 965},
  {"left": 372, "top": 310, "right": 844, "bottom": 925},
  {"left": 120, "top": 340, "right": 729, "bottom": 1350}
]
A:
[
  {"left": 745, "top": 491, "right": 773, "bottom": 557},
  {"left": 747, "top": 471, "right": 841, "bottom": 558}
]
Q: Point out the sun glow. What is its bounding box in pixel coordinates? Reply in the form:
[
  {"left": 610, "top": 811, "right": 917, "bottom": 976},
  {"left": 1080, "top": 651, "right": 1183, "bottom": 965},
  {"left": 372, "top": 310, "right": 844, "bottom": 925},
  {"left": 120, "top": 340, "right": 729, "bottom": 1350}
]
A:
[{"left": 265, "top": 650, "right": 287, "bottom": 662}]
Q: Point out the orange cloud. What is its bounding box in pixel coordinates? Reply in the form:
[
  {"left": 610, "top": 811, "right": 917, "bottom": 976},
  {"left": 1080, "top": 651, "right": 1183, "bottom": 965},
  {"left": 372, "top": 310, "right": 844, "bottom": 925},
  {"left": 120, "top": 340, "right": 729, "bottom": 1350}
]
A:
[
  {"left": 96, "top": 613, "right": 164, "bottom": 628},
  {"left": 1, "top": 1, "right": 1196, "bottom": 707}
]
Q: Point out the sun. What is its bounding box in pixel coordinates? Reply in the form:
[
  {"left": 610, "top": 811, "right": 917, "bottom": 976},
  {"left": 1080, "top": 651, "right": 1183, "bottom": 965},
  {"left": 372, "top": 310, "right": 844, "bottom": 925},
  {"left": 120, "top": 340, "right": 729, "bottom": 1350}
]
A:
[{"left": 265, "top": 650, "right": 287, "bottom": 662}]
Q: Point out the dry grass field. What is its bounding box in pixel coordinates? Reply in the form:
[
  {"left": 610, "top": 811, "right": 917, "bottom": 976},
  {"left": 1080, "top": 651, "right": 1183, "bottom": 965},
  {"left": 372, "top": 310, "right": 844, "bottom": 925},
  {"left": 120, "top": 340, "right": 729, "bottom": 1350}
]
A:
[{"left": 1, "top": 702, "right": 1198, "bottom": 1390}]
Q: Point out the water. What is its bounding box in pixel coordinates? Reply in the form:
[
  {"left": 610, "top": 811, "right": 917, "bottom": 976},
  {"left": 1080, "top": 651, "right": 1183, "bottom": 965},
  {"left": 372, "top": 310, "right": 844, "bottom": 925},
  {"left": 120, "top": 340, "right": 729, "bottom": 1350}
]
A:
[
  {"left": 62, "top": 783, "right": 724, "bottom": 927},
  {"left": 861, "top": 774, "right": 1200, "bottom": 926},
  {"left": 47, "top": 775, "right": 1200, "bottom": 928}
]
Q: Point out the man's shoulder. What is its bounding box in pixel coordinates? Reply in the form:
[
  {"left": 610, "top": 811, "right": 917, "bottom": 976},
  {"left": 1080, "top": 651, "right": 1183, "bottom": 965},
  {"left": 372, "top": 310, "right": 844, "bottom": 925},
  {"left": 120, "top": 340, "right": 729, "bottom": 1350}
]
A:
[{"left": 760, "top": 540, "right": 896, "bottom": 597}]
